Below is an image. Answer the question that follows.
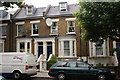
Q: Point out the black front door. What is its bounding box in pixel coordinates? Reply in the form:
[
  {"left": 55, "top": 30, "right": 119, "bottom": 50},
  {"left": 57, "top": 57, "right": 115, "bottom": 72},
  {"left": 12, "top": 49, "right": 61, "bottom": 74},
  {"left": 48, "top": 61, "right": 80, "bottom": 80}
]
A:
[
  {"left": 38, "top": 42, "right": 43, "bottom": 58},
  {"left": 47, "top": 42, "right": 52, "bottom": 60}
]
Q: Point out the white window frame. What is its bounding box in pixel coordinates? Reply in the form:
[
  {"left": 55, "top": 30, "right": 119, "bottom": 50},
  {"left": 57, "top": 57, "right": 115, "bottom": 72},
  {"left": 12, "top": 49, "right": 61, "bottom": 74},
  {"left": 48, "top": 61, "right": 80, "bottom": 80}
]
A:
[
  {"left": 89, "top": 40, "right": 109, "bottom": 57},
  {"left": 0, "top": 24, "right": 7, "bottom": 38},
  {"left": 66, "top": 18, "right": 76, "bottom": 34},
  {"left": 60, "top": 3, "right": 67, "bottom": 11},
  {"left": 17, "top": 24, "right": 23, "bottom": 36},
  {"left": 16, "top": 39, "right": 32, "bottom": 53},
  {"left": 30, "top": 20, "right": 40, "bottom": 36},
  {"left": 0, "top": 39, "right": 4, "bottom": 52},
  {"left": 58, "top": 38, "right": 76, "bottom": 58},
  {"left": 16, "top": 22, "right": 25, "bottom": 37},
  {"left": 26, "top": 6, "right": 33, "bottom": 15},
  {"left": 50, "top": 19, "right": 59, "bottom": 35}
]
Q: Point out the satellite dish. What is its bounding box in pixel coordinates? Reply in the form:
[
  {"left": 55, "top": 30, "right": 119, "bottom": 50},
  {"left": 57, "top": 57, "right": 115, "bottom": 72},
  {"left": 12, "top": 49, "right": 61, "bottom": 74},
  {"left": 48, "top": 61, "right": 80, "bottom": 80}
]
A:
[{"left": 46, "top": 18, "right": 52, "bottom": 26}]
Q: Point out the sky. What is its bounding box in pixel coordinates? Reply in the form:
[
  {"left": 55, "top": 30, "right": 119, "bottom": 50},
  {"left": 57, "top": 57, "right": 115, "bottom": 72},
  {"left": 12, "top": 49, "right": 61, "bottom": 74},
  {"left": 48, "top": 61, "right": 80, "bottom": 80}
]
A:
[
  {"left": 5, "top": 0, "right": 78, "bottom": 11},
  {"left": 24, "top": 0, "right": 79, "bottom": 7}
]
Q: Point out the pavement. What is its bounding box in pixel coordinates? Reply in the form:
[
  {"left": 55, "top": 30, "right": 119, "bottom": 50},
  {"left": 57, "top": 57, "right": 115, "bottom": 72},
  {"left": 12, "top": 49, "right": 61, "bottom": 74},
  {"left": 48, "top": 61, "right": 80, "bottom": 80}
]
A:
[{"left": 32, "top": 71, "right": 54, "bottom": 79}]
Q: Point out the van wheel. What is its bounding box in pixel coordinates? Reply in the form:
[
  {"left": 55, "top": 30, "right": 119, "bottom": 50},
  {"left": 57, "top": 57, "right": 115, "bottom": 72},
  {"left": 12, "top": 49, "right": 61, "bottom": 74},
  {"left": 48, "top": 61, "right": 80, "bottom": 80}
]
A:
[{"left": 13, "top": 71, "right": 21, "bottom": 79}]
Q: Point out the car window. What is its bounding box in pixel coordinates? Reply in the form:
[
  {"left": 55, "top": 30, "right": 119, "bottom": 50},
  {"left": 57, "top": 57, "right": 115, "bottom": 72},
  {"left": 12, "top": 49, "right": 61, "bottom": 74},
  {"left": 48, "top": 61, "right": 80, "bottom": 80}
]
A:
[
  {"left": 77, "top": 62, "right": 89, "bottom": 68},
  {"left": 67, "top": 62, "right": 76, "bottom": 67},
  {"left": 55, "top": 62, "right": 67, "bottom": 67}
]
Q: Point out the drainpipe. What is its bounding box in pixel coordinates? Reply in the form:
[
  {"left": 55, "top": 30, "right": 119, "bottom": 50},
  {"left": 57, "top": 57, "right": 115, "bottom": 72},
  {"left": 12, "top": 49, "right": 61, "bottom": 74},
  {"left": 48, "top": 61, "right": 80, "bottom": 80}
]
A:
[{"left": 10, "top": 14, "right": 13, "bottom": 52}]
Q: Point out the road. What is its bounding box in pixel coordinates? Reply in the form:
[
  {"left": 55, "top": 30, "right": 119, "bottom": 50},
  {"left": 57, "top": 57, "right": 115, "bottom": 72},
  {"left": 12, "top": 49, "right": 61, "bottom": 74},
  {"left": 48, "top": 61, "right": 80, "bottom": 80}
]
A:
[
  {"left": 6, "top": 77, "right": 92, "bottom": 80},
  {"left": 6, "top": 77, "right": 55, "bottom": 80}
]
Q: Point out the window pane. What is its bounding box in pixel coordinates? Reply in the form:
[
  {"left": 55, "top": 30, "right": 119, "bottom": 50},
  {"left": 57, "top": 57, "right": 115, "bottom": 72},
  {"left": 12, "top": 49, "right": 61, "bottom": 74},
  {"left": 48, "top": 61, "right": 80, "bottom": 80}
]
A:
[
  {"left": 68, "top": 21, "right": 74, "bottom": 26},
  {"left": 20, "top": 42, "right": 25, "bottom": 52},
  {"left": 51, "top": 22, "right": 58, "bottom": 34},
  {"left": 96, "top": 42, "right": 103, "bottom": 55},
  {"left": 0, "top": 43, "right": 3, "bottom": 52},
  {"left": 68, "top": 21, "right": 75, "bottom": 33},
  {"left": 77, "top": 62, "right": 89, "bottom": 68},
  {"left": 2, "top": 26, "right": 6, "bottom": 36},
  {"left": 64, "top": 41, "right": 70, "bottom": 56},
  {"left": 67, "top": 62, "right": 76, "bottom": 67},
  {"left": 27, "top": 42, "right": 30, "bottom": 53},
  {"left": 69, "top": 27, "right": 75, "bottom": 32},
  {"left": 33, "top": 23, "right": 38, "bottom": 34},
  {"left": 18, "top": 25, "right": 23, "bottom": 36},
  {"left": 55, "top": 62, "right": 67, "bottom": 67},
  {"left": 52, "top": 22, "right": 57, "bottom": 27},
  {"left": 96, "top": 46, "right": 103, "bottom": 55},
  {"left": 61, "top": 4, "right": 66, "bottom": 8},
  {"left": 28, "top": 7, "right": 32, "bottom": 14},
  {"left": 73, "top": 41, "right": 75, "bottom": 55}
]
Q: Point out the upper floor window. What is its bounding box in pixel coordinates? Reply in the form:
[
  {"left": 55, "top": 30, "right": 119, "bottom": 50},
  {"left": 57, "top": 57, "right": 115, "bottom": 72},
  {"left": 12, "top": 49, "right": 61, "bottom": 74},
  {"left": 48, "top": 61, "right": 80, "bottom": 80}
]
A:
[
  {"left": 0, "top": 24, "right": 7, "bottom": 38},
  {"left": 17, "top": 24, "right": 23, "bottom": 36},
  {"left": 51, "top": 22, "right": 58, "bottom": 35},
  {"left": 59, "top": 2, "right": 67, "bottom": 11},
  {"left": 32, "top": 23, "right": 39, "bottom": 35},
  {"left": 26, "top": 6, "right": 33, "bottom": 15},
  {"left": 67, "top": 21, "right": 75, "bottom": 34},
  {"left": 1, "top": 26, "right": 7, "bottom": 37}
]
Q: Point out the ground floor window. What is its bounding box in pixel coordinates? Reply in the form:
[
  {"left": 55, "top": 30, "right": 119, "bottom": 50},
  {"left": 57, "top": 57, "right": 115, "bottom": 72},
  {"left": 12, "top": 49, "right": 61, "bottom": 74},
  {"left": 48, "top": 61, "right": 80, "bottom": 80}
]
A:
[
  {"left": 90, "top": 40, "right": 108, "bottom": 56},
  {"left": 17, "top": 39, "right": 31, "bottom": 53},
  {"left": 0, "top": 43, "right": 3, "bottom": 52},
  {"left": 59, "top": 39, "right": 76, "bottom": 57}
]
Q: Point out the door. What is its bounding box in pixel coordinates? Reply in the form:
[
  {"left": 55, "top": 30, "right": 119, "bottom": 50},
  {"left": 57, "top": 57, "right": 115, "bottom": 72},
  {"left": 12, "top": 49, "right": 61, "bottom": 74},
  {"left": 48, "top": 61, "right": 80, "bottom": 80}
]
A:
[
  {"left": 38, "top": 42, "right": 43, "bottom": 58},
  {"left": 47, "top": 42, "right": 52, "bottom": 60}
]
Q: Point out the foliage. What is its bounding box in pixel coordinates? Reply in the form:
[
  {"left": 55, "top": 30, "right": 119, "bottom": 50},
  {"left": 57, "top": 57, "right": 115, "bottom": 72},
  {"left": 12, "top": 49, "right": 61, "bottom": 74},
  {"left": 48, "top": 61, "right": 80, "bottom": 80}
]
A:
[
  {"left": 75, "top": 2, "right": 120, "bottom": 42},
  {"left": 96, "top": 63, "right": 104, "bottom": 67},
  {"left": 0, "top": 1, "right": 23, "bottom": 10},
  {"left": 47, "top": 55, "right": 57, "bottom": 69}
]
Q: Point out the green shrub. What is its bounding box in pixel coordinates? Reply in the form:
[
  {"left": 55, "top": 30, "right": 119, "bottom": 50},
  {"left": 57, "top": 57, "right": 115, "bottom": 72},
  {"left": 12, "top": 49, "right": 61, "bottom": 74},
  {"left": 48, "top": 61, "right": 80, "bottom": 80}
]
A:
[
  {"left": 47, "top": 55, "right": 57, "bottom": 69},
  {"left": 96, "top": 63, "right": 104, "bottom": 67}
]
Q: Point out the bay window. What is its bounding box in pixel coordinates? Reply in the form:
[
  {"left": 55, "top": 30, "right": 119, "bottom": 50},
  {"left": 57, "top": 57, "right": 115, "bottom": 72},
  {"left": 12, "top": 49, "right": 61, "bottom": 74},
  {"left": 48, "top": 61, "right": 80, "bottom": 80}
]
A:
[{"left": 59, "top": 38, "right": 76, "bottom": 57}]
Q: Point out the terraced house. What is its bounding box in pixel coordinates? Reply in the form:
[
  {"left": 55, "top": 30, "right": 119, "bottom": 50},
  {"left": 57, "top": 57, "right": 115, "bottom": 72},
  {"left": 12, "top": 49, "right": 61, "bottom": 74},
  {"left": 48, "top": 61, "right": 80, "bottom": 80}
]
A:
[
  {"left": 0, "top": 2, "right": 119, "bottom": 71},
  {"left": 0, "top": 10, "right": 15, "bottom": 52}
]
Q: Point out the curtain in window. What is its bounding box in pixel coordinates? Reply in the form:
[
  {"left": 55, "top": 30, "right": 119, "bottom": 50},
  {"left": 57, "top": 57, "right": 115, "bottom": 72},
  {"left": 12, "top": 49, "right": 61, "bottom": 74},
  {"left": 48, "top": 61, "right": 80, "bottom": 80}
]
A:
[
  {"left": 64, "top": 41, "right": 70, "bottom": 56},
  {"left": 33, "top": 23, "right": 38, "bottom": 34}
]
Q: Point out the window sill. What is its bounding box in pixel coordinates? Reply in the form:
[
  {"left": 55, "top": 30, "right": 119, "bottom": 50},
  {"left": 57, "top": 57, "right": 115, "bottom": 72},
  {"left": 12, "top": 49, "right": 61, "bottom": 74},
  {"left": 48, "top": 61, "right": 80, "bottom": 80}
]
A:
[
  {"left": 50, "top": 33, "right": 58, "bottom": 35},
  {"left": 31, "top": 34, "right": 39, "bottom": 36},
  {"left": 58, "top": 56, "right": 77, "bottom": 59},
  {"left": 89, "top": 56, "right": 112, "bottom": 59},
  {"left": 1, "top": 36, "right": 7, "bottom": 38},
  {"left": 67, "top": 32, "right": 76, "bottom": 35}
]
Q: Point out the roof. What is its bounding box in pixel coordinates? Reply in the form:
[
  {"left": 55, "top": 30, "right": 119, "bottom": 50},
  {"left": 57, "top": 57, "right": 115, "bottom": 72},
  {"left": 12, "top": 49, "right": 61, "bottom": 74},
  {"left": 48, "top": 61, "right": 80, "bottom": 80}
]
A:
[
  {"left": 46, "top": 4, "right": 80, "bottom": 17},
  {"left": 14, "top": 7, "right": 46, "bottom": 19},
  {"left": 14, "top": 4, "right": 80, "bottom": 19},
  {"left": 0, "top": 10, "right": 15, "bottom": 21}
]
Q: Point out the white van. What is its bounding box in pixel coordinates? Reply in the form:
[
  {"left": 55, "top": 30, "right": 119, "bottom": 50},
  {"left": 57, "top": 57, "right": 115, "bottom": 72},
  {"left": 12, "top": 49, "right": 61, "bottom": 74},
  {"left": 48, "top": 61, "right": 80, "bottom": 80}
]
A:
[{"left": 0, "top": 52, "right": 37, "bottom": 79}]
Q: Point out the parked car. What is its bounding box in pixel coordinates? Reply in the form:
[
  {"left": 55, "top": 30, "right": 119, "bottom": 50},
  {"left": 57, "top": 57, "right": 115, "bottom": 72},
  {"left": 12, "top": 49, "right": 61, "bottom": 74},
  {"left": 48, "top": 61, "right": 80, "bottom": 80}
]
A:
[
  {"left": 0, "top": 75, "right": 6, "bottom": 80},
  {"left": 48, "top": 61, "right": 116, "bottom": 80}
]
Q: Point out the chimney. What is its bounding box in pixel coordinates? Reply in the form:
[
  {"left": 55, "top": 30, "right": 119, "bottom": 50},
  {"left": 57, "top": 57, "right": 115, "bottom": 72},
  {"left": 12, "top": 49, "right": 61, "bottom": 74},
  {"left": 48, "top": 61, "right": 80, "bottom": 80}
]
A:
[{"left": 43, "top": 4, "right": 51, "bottom": 17}]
